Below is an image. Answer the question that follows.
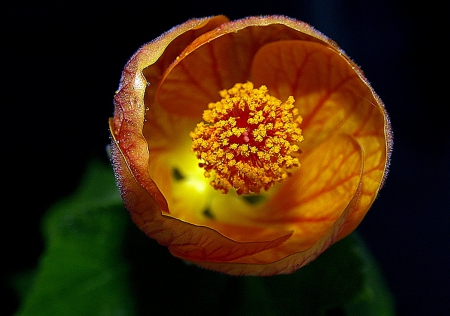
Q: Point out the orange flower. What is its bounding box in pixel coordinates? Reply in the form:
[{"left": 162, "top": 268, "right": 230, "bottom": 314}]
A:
[{"left": 109, "top": 15, "right": 392, "bottom": 276}]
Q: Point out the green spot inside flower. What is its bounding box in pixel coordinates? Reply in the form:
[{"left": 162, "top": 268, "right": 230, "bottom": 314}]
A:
[
  {"left": 202, "top": 207, "right": 214, "bottom": 219},
  {"left": 172, "top": 168, "right": 185, "bottom": 181},
  {"left": 242, "top": 194, "right": 266, "bottom": 205}
]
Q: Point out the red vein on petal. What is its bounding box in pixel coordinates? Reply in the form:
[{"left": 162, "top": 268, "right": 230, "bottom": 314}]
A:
[
  {"left": 301, "top": 72, "right": 359, "bottom": 130},
  {"left": 175, "top": 62, "right": 217, "bottom": 102}
]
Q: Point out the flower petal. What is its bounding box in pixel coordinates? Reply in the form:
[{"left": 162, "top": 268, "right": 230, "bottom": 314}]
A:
[
  {"left": 262, "top": 135, "right": 363, "bottom": 247},
  {"left": 111, "top": 16, "right": 230, "bottom": 199},
  {"left": 250, "top": 39, "right": 391, "bottom": 239},
  {"left": 193, "top": 188, "right": 359, "bottom": 276},
  {"left": 109, "top": 127, "right": 294, "bottom": 263},
  {"left": 156, "top": 15, "right": 339, "bottom": 118},
  {"left": 193, "top": 190, "right": 362, "bottom": 276}
]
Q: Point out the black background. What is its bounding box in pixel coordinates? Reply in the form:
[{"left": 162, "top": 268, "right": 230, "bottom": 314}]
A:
[{"left": 3, "top": 1, "right": 448, "bottom": 315}]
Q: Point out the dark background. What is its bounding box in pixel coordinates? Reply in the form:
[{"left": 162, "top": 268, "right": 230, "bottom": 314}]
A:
[{"left": 3, "top": 0, "right": 448, "bottom": 315}]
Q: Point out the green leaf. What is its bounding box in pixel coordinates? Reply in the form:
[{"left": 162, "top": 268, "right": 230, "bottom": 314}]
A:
[
  {"left": 14, "top": 160, "right": 395, "bottom": 316},
  {"left": 124, "top": 215, "right": 396, "bottom": 316},
  {"left": 343, "top": 235, "right": 397, "bottom": 316},
  {"left": 14, "top": 160, "right": 135, "bottom": 316},
  {"left": 236, "top": 233, "right": 396, "bottom": 316}
]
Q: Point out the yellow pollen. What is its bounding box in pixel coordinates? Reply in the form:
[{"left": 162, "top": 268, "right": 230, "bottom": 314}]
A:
[{"left": 189, "top": 82, "right": 304, "bottom": 195}]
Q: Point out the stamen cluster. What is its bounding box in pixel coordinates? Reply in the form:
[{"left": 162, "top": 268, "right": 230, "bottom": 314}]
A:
[{"left": 190, "top": 82, "right": 303, "bottom": 195}]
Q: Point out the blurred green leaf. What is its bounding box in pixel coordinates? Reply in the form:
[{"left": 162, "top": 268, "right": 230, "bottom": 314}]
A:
[
  {"left": 343, "top": 235, "right": 396, "bottom": 316},
  {"left": 238, "top": 234, "right": 396, "bottom": 316},
  {"left": 14, "top": 160, "right": 395, "bottom": 316},
  {"left": 15, "top": 160, "right": 134, "bottom": 316}
]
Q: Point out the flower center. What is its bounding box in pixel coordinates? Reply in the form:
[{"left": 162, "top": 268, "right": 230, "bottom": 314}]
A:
[{"left": 190, "top": 82, "right": 303, "bottom": 195}]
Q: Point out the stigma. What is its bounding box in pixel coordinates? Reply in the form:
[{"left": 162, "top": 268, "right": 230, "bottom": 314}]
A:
[{"left": 190, "top": 82, "right": 303, "bottom": 195}]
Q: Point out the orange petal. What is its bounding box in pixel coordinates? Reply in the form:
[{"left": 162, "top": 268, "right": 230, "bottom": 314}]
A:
[
  {"left": 156, "top": 15, "right": 339, "bottom": 118},
  {"left": 250, "top": 39, "right": 391, "bottom": 240},
  {"left": 111, "top": 16, "right": 229, "bottom": 196},
  {"left": 193, "top": 188, "right": 359, "bottom": 276},
  {"left": 261, "top": 135, "right": 363, "bottom": 249},
  {"left": 251, "top": 40, "right": 380, "bottom": 149},
  {"left": 109, "top": 134, "right": 293, "bottom": 263},
  {"left": 155, "top": 28, "right": 250, "bottom": 118},
  {"left": 193, "top": 135, "right": 364, "bottom": 275},
  {"left": 173, "top": 136, "right": 362, "bottom": 276}
]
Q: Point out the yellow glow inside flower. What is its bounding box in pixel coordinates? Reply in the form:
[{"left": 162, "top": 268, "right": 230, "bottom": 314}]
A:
[{"left": 190, "top": 82, "right": 304, "bottom": 195}]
